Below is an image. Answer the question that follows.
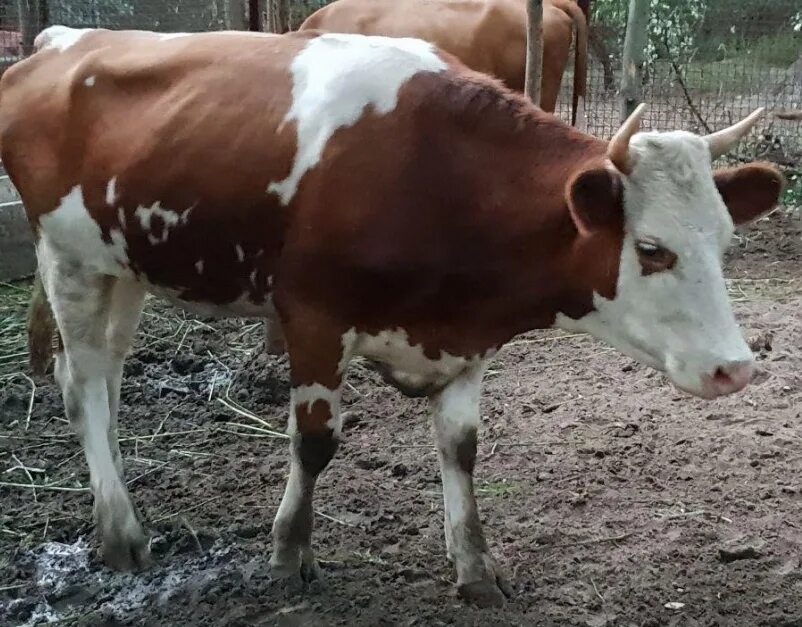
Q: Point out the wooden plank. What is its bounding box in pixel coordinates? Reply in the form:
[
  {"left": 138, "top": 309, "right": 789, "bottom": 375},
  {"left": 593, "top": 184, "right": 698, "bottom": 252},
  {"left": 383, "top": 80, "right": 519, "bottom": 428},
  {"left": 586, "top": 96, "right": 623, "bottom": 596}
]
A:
[
  {"left": 0, "top": 175, "right": 20, "bottom": 205},
  {"left": 0, "top": 200, "right": 36, "bottom": 281}
]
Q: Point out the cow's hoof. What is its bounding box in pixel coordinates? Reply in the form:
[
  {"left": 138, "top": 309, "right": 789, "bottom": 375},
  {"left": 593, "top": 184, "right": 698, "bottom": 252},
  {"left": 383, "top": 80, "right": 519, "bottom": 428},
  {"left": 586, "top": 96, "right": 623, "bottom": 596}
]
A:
[
  {"left": 458, "top": 579, "right": 509, "bottom": 608},
  {"left": 96, "top": 494, "right": 152, "bottom": 571},
  {"left": 269, "top": 550, "right": 323, "bottom": 586},
  {"left": 100, "top": 529, "right": 152, "bottom": 571},
  {"left": 457, "top": 565, "right": 513, "bottom": 608}
]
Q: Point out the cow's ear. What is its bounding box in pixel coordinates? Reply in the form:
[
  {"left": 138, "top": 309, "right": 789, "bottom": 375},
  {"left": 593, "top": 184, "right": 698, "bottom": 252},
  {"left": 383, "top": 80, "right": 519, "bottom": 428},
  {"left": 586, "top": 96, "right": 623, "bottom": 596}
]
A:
[
  {"left": 714, "top": 162, "right": 784, "bottom": 225},
  {"left": 566, "top": 167, "right": 624, "bottom": 235}
]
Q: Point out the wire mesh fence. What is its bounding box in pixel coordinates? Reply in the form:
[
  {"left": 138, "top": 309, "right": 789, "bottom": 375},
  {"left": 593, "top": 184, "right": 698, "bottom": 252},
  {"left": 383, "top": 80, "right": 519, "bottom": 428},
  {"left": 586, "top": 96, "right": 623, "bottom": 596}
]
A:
[
  {"left": 555, "top": 0, "right": 801, "bottom": 171},
  {"left": 0, "top": 0, "right": 799, "bottom": 173}
]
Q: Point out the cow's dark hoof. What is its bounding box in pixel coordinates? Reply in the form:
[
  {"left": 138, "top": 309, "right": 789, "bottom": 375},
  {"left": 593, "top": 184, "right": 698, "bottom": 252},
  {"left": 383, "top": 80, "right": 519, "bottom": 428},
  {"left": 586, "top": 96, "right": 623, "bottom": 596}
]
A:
[
  {"left": 458, "top": 567, "right": 513, "bottom": 608},
  {"left": 96, "top": 495, "right": 152, "bottom": 571},
  {"left": 102, "top": 535, "right": 152, "bottom": 571},
  {"left": 269, "top": 551, "right": 323, "bottom": 589}
]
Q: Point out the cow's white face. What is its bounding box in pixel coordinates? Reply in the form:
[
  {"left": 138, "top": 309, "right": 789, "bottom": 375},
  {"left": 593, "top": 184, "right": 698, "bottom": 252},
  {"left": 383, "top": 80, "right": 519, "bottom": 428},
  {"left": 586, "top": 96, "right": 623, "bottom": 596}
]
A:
[{"left": 558, "top": 111, "right": 783, "bottom": 399}]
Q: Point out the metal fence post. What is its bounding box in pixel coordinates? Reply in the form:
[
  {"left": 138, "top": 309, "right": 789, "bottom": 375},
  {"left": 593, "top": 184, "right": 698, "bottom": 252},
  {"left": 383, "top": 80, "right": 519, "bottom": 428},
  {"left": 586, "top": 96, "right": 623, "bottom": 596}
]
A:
[
  {"left": 524, "top": 0, "right": 543, "bottom": 104},
  {"left": 619, "top": 0, "right": 650, "bottom": 122}
]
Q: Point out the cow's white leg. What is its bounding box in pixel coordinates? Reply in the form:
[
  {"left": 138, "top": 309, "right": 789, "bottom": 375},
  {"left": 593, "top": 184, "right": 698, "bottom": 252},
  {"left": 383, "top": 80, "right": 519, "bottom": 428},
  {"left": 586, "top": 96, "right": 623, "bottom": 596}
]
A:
[
  {"left": 105, "top": 280, "right": 146, "bottom": 476},
  {"left": 43, "top": 258, "right": 149, "bottom": 570},
  {"left": 431, "top": 362, "right": 511, "bottom": 607},
  {"left": 270, "top": 382, "right": 343, "bottom": 582},
  {"left": 270, "top": 317, "right": 350, "bottom": 583}
]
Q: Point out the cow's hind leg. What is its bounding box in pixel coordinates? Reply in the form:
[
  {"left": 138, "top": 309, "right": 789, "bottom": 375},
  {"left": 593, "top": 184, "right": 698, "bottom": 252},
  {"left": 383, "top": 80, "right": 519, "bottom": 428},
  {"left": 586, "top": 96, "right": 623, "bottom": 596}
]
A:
[
  {"left": 43, "top": 257, "right": 149, "bottom": 570},
  {"left": 270, "top": 313, "right": 349, "bottom": 584},
  {"left": 105, "top": 280, "right": 146, "bottom": 476},
  {"left": 431, "top": 363, "right": 512, "bottom": 607}
]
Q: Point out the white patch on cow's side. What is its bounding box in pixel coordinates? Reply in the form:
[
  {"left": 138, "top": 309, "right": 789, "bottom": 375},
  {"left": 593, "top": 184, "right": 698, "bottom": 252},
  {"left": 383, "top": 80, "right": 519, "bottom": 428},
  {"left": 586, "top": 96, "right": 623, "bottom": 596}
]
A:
[
  {"left": 179, "top": 206, "right": 194, "bottom": 224},
  {"left": 134, "top": 203, "right": 180, "bottom": 231},
  {"left": 83, "top": 75, "right": 96, "bottom": 87},
  {"left": 134, "top": 202, "right": 184, "bottom": 245},
  {"left": 555, "top": 130, "right": 754, "bottom": 397},
  {"left": 195, "top": 259, "right": 204, "bottom": 275},
  {"left": 268, "top": 33, "right": 447, "bottom": 205},
  {"left": 235, "top": 244, "right": 245, "bottom": 262},
  {"left": 34, "top": 25, "right": 93, "bottom": 52},
  {"left": 39, "top": 186, "right": 130, "bottom": 275},
  {"left": 249, "top": 268, "right": 258, "bottom": 288},
  {"left": 106, "top": 177, "right": 117, "bottom": 206},
  {"left": 292, "top": 383, "right": 342, "bottom": 436},
  {"left": 117, "top": 207, "right": 125, "bottom": 228}
]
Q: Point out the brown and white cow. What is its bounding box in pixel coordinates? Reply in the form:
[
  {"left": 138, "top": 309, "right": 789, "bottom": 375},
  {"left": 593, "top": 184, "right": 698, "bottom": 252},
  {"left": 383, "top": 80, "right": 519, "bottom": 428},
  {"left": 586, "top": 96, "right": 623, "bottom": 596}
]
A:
[
  {"left": 298, "top": 0, "right": 589, "bottom": 126},
  {"left": 2, "top": 26, "right": 783, "bottom": 607}
]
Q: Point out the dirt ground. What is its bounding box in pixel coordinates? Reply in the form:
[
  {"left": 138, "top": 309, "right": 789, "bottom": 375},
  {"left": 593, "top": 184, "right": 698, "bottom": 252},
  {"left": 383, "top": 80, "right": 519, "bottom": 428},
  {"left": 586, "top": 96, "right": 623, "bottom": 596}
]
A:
[{"left": 1, "top": 207, "right": 801, "bottom": 626}]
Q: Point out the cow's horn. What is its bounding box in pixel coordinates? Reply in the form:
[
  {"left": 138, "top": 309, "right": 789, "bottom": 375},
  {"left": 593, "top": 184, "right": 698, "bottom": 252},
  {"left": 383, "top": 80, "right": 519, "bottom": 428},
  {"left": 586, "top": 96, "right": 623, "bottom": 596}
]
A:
[
  {"left": 704, "top": 107, "right": 764, "bottom": 160},
  {"left": 607, "top": 103, "right": 646, "bottom": 175}
]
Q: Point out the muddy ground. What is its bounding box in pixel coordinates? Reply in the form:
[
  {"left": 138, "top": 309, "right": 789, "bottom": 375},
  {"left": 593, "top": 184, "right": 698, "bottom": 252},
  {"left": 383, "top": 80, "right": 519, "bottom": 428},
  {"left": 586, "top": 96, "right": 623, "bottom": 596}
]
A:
[{"left": 1, "top": 207, "right": 802, "bottom": 626}]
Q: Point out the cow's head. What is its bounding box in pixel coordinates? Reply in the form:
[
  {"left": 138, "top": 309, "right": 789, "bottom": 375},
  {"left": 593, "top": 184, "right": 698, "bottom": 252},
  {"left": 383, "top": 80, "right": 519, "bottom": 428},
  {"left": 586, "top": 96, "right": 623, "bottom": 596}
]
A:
[{"left": 558, "top": 105, "right": 784, "bottom": 399}]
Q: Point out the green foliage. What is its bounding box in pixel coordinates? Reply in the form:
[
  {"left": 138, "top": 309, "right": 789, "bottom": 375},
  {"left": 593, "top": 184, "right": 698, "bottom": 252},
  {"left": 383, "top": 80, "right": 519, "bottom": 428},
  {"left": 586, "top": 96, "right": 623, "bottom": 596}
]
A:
[
  {"left": 782, "top": 171, "right": 802, "bottom": 208},
  {"left": 592, "top": 0, "right": 800, "bottom": 67}
]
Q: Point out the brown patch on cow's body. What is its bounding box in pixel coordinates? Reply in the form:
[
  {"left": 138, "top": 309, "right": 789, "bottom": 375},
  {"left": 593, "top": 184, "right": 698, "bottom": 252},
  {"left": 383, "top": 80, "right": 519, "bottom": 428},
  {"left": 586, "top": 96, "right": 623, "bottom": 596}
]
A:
[{"left": 276, "top": 70, "right": 615, "bottom": 361}]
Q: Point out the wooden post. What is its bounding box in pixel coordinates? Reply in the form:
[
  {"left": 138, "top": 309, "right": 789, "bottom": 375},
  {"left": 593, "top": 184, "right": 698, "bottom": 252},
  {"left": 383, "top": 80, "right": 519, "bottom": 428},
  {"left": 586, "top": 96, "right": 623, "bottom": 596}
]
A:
[
  {"left": 619, "top": 0, "right": 650, "bottom": 122},
  {"left": 524, "top": 0, "right": 543, "bottom": 104},
  {"left": 17, "top": 0, "right": 38, "bottom": 55},
  {"left": 266, "top": 0, "right": 290, "bottom": 33},
  {"left": 248, "top": 0, "right": 262, "bottom": 31},
  {"left": 225, "top": 0, "right": 246, "bottom": 30}
]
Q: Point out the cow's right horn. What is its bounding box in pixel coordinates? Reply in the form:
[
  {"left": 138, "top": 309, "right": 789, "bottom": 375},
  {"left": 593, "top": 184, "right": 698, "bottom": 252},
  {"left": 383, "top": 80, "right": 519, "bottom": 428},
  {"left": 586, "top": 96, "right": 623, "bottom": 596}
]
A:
[
  {"left": 607, "top": 103, "right": 647, "bottom": 175},
  {"left": 704, "top": 107, "right": 764, "bottom": 160}
]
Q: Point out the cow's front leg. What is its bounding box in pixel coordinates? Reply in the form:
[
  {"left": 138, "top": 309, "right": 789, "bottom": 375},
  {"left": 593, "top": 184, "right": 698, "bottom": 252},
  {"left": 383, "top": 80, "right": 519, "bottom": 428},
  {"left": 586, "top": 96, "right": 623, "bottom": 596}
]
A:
[
  {"left": 270, "top": 314, "right": 351, "bottom": 584},
  {"left": 431, "top": 363, "right": 512, "bottom": 607}
]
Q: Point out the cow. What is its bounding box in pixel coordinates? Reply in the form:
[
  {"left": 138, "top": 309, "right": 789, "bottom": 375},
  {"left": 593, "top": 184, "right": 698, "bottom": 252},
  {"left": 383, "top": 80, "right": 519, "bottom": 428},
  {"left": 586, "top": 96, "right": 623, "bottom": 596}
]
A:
[
  {"left": 3, "top": 25, "right": 783, "bottom": 607},
  {"left": 298, "top": 0, "right": 589, "bottom": 127}
]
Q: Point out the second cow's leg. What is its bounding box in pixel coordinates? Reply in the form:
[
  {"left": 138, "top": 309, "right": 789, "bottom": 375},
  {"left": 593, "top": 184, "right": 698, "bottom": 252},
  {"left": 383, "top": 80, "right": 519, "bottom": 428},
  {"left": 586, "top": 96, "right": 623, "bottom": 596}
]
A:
[
  {"left": 270, "top": 314, "right": 349, "bottom": 582},
  {"left": 430, "top": 363, "right": 512, "bottom": 607}
]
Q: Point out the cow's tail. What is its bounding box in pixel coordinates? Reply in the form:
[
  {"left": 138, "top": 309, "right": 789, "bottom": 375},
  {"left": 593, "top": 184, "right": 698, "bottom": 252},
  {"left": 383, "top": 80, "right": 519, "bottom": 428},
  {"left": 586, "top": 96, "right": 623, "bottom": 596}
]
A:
[
  {"left": 561, "top": 0, "right": 588, "bottom": 129},
  {"left": 26, "top": 268, "right": 58, "bottom": 376}
]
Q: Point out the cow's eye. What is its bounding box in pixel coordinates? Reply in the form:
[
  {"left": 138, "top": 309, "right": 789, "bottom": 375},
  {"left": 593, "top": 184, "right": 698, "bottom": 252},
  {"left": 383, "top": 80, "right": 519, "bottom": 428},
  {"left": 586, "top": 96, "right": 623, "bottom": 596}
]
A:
[{"left": 636, "top": 240, "right": 677, "bottom": 275}]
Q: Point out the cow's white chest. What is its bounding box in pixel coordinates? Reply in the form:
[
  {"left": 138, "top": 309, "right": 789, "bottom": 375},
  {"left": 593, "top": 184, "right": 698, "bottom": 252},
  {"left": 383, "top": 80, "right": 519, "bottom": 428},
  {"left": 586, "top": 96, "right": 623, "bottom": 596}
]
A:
[{"left": 343, "top": 328, "right": 487, "bottom": 392}]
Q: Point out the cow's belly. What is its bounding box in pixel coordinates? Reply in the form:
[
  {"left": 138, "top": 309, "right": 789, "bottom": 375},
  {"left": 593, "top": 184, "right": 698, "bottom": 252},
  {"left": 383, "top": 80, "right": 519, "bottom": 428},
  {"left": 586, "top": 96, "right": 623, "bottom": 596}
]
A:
[
  {"left": 350, "top": 329, "right": 485, "bottom": 397},
  {"left": 145, "top": 284, "right": 276, "bottom": 318}
]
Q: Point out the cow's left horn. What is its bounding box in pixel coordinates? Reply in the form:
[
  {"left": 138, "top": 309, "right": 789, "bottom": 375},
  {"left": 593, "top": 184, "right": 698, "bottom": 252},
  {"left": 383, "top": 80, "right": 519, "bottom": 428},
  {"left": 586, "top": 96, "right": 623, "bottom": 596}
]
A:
[
  {"left": 704, "top": 107, "right": 764, "bottom": 159},
  {"left": 607, "top": 103, "right": 646, "bottom": 175}
]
